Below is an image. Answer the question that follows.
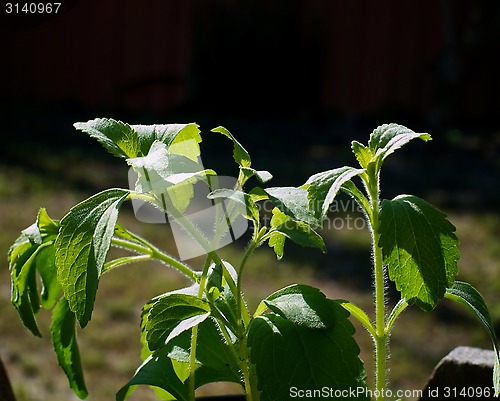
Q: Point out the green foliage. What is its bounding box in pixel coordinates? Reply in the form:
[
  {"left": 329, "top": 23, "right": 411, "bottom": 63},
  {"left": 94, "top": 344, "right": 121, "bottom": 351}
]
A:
[
  {"left": 379, "top": 195, "right": 460, "bottom": 311},
  {"left": 7, "top": 120, "right": 498, "bottom": 401},
  {"left": 249, "top": 285, "right": 368, "bottom": 401},
  {"left": 145, "top": 293, "right": 211, "bottom": 351},
  {"left": 8, "top": 208, "right": 60, "bottom": 336},
  {"left": 304, "top": 166, "right": 364, "bottom": 220},
  {"left": 74, "top": 118, "right": 200, "bottom": 159},
  {"left": 55, "top": 188, "right": 130, "bottom": 327},
  {"left": 445, "top": 281, "right": 500, "bottom": 396},
  {"left": 51, "top": 298, "right": 88, "bottom": 398},
  {"left": 264, "top": 186, "right": 319, "bottom": 226}
]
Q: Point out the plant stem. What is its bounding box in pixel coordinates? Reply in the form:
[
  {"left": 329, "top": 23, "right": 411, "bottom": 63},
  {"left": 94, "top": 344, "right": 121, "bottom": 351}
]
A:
[
  {"left": 367, "top": 172, "right": 387, "bottom": 401},
  {"left": 111, "top": 237, "right": 198, "bottom": 281},
  {"left": 235, "top": 238, "right": 262, "bottom": 401}
]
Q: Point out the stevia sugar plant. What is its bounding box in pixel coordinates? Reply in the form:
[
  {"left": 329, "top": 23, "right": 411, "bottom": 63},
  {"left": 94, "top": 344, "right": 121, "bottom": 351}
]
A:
[
  {"left": 297, "top": 123, "right": 500, "bottom": 400},
  {"left": 6, "top": 120, "right": 499, "bottom": 401},
  {"left": 7, "top": 119, "right": 367, "bottom": 401}
]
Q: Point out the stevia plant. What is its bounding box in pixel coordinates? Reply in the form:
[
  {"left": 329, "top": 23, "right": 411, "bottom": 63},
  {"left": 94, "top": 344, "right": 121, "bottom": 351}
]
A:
[{"left": 7, "top": 120, "right": 499, "bottom": 401}]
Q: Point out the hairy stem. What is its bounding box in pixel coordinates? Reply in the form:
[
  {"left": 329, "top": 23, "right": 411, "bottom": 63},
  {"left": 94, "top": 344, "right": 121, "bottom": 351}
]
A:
[
  {"left": 367, "top": 171, "right": 387, "bottom": 401},
  {"left": 111, "top": 237, "right": 197, "bottom": 281},
  {"left": 236, "top": 235, "right": 264, "bottom": 401}
]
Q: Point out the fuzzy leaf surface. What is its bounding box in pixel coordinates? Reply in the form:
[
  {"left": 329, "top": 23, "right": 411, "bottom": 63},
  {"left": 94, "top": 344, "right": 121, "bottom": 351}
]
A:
[
  {"left": 124, "top": 317, "right": 240, "bottom": 400},
  {"left": 208, "top": 188, "right": 259, "bottom": 223},
  {"left": 55, "top": 188, "right": 130, "bottom": 327},
  {"left": 8, "top": 209, "right": 61, "bottom": 336},
  {"left": 264, "top": 284, "right": 338, "bottom": 329},
  {"left": 51, "top": 297, "right": 88, "bottom": 399},
  {"left": 379, "top": 195, "right": 459, "bottom": 311},
  {"left": 249, "top": 286, "right": 368, "bottom": 400},
  {"left": 264, "top": 186, "right": 318, "bottom": 226},
  {"left": 116, "top": 352, "right": 189, "bottom": 401},
  {"left": 273, "top": 220, "right": 325, "bottom": 254},
  {"left": 351, "top": 141, "right": 373, "bottom": 169},
  {"left": 128, "top": 141, "right": 215, "bottom": 213},
  {"left": 239, "top": 167, "right": 273, "bottom": 185},
  {"left": 145, "top": 294, "right": 210, "bottom": 351},
  {"left": 268, "top": 208, "right": 290, "bottom": 259},
  {"left": 164, "top": 318, "right": 241, "bottom": 388},
  {"left": 130, "top": 123, "right": 200, "bottom": 157},
  {"left": 445, "top": 281, "right": 500, "bottom": 395},
  {"left": 74, "top": 118, "right": 200, "bottom": 159},
  {"left": 368, "top": 123, "right": 431, "bottom": 169},
  {"left": 74, "top": 118, "right": 140, "bottom": 158},
  {"left": 211, "top": 126, "right": 251, "bottom": 167},
  {"left": 305, "top": 166, "right": 365, "bottom": 220}
]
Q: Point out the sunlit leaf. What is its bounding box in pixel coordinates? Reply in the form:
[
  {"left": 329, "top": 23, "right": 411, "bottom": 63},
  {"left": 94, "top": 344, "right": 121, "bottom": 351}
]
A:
[
  {"left": 379, "top": 195, "right": 459, "bottom": 311},
  {"left": 55, "top": 188, "right": 130, "bottom": 327},
  {"left": 305, "top": 166, "right": 364, "bottom": 220},
  {"left": 445, "top": 281, "right": 500, "bottom": 396},
  {"left": 211, "top": 126, "right": 251, "bottom": 167},
  {"left": 249, "top": 285, "right": 368, "bottom": 401},
  {"left": 145, "top": 294, "right": 210, "bottom": 351},
  {"left": 368, "top": 123, "right": 431, "bottom": 171}
]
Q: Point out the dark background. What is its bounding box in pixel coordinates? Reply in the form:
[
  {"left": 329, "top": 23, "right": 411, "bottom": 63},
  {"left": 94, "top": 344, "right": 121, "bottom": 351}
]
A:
[{"left": 2, "top": 0, "right": 499, "bottom": 205}]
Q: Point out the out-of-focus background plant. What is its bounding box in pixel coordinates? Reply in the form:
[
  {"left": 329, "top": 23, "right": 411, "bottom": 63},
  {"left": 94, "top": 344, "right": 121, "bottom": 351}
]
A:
[{"left": 1, "top": 1, "right": 499, "bottom": 400}]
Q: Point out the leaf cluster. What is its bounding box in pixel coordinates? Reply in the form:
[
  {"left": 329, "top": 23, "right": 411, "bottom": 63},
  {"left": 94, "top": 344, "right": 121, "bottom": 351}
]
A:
[{"left": 7, "top": 120, "right": 499, "bottom": 400}]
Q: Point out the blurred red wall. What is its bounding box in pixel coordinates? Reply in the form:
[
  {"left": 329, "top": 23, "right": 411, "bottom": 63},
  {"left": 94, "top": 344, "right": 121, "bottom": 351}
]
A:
[{"left": 3, "top": 0, "right": 498, "bottom": 121}]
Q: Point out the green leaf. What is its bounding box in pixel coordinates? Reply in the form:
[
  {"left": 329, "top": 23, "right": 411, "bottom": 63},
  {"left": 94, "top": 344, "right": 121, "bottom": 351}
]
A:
[
  {"left": 145, "top": 294, "right": 211, "bottom": 351},
  {"left": 140, "top": 285, "right": 200, "bottom": 359},
  {"left": 74, "top": 118, "right": 140, "bottom": 159},
  {"left": 268, "top": 208, "right": 290, "bottom": 259},
  {"left": 116, "top": 352, "right": 190, "bottom": 401},
  {"left": 164, "top": 318, "right": 241, "bottom": 389},
  {"left": 248, "top": 287, "right": 368, "bottom": 401},
  {"left": 208, "top": 188, "right": 260, "bottom": 223},
  {"left": 128, "top": 141, "right": 215, "bottom": 213},
  {"left": 131, "top": 122, "right": 200, "bottom": 159},
  {"left": 165, "top": 124, "right": 202, "bottom": 162},
  {"left": 74, "top": 118, "right": 201, "bottom": 160},
  {"left": 264, "top": 186, "right": 319, "bottom": 226},
  {"left": 445, "top": 281, "right": 500, "bottom": 396},
  {"left": 267, "top": 207, "right": 325, "bottom": 259},
  {"left": 274, "top": 220, "right": 326, "bottom": 255},
  {"left": 368, "top": 123, "right": 431, "bottom": 169},
  {"left": 385, "top": 298, "right": 409, "bottom": 335},
  {"left": 379, "top": 195, "right": 459, "bottom": 311},
  {"left": 351, "top": 141, "right": 373, "bottom": 169},
  {"left": 36, "top": 245, "right": 62, "bottom": 309},
  {"left": 304, "top": 166, "right": 365, "bottom": 220},
  {"left": 207, "top": 261, "right": 239, "bottom": 334},
  {"left": 8, "top": 209, "right": 61, "bottom": 336},
  {"left": 239, "top": 167, "right": 273, "bottom": 185},
  {"left": 211, "top": 126, "right": 251, "bottom": 167},
  {"left": 55, "top": 188, "right": 130, "bottom": 327},
  {"left": 338, "top": 300, "right": 376, "bottom": 339},
  {"left": 51, "top": 297, "right": 88, "bottom": 399},
  {"left": 9, "top": 238, "right": 42, "bottom": 336},
  {"left": 264, "top": 284, "right": 338, "bottom": 329},
  {"left": 123, "top": 317, "right": 241, "bottom": 401}
]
